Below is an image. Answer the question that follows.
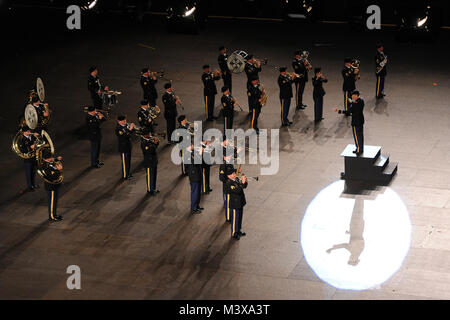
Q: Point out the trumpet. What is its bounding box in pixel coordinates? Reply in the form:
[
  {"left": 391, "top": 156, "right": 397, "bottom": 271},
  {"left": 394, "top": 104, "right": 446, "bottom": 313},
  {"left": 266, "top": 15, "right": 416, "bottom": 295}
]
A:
[
  {"left": 287, "top": 72, "right": 303, "bottom": 80},
  {"left": 236, "top": 164, "right": 259, "bottom": 182},
  {"left": 150, "top": 69, "right": 165, "bottom": 79},
  {"left": 212, "top": 69, "right": 222, "bottom": 77},
  {"left": 253, "top": 57, "right": 268, "bottom": 67}
]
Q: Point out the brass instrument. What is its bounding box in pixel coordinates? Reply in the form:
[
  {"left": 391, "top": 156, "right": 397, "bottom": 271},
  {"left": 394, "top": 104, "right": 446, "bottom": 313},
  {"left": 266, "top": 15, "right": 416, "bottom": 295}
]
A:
[
  {"left": 287, "top": 72, "right": 303, "bottom": 80},
  {"left": 300, "top": 51, "right": 313, "bottom": 71},
  {"left": 212, "top": 69, "right": 222, "bottom": 77},
  {"left": 150, "top": 69, "right": 165, "bottom": 79},
  {"left": 376, "top": 53, "right": 387, "bottom": 74},
  {"left": 231, "top": 96, "right": 243, "bottom": 111},
  {"left": 36, "top": 147, "right": 64, "bottom": 185},
  {"left": 83, "top": 106, "right": 110, "bottom": 118},
  {"left": 149, "top": 105, "right": 161, "bottom": 119},
  {"left": 236, "top": 164, "right": 259, "bottom": 181},
  {"left": 260, "top": 83, "right": 268, "bottom": 107},
  {"left": 11, "top": 130, "right": 50, "bottom": 159},
  {"left": 185, "top": 120, "right": 199, "bottom": 135},
  {"left": 350, "top": 59, "right": 361, "bottom": 80},
  {"left": 253, "top": 57, "right": 268, "bottom": 67},
  {"left": 172, "top": 90, "right": 185, "bottom": 111}
]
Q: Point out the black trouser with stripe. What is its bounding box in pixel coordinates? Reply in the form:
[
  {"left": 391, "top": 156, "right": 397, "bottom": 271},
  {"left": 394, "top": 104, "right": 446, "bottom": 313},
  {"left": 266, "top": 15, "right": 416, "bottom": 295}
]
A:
[
  {"left": 251, "top": 106, "right": 261, "bottom": 130},
  {"left": 180, "top": 149, "right": 187, "bottom": 176},
  {"left": 204, "top": 94, "right": 215, "bottom": 120},
  {"left": 343, "top": 90, "right": 352, "bottom": 113},
  {"left": 145, "top": 166, "right": 157, "bottom": 192},
  {"left": 120, "top": 152, "right": 131, "bottom": 179},
  {"left": 46, "top": 184, "right": 60, "bottom": 219},
  {"left": 202, "top": 165, "right": 211, "bottom": 193},
  {"left": 280, "top": 97, "right": 291, "bottom": 125},
  {"left": 352, "top": 125, "right": 364, "bottom": 153},
  {"left": 376, "top": 75, "right": 385, "bottom": 99},
  {"left": 295, "top": 80, "right": 306, "bottom": 108},
  {"left": 90, "top": 138, "right": 101, "bottom": 167},
  {"left": 190, "top": 181, "right": 201, "bottom": 211},
  {"left": 313, "top": 95, "right": 323, "bottom": 121},
  {"left": 223, "top": 73, "right": 232, "bottom": 93},
  {"left": 166, "top": 117, "right": 176, "bottom": 143},
  {"left": 24, "top": 159, "right": 37, "bottom": 189},
  {"left": 231, "top": 208, "right": 243, "bottom": 236},
  {"left": 224, "top": 114, "right": 233, "bottom": 134},
  {"left": 223, "top": 187, "right": 231, "bottom": 222}
]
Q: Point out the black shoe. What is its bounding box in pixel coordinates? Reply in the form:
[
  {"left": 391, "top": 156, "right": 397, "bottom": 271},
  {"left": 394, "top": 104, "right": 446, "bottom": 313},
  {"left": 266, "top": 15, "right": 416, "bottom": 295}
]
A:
[
  {"left": 197, "top": 207, "right": 204, "bottom": 210},
  {"left": 55, "top": 215, "right": 63, "bottom": 221},
  {"left": 207, "top": 188, "right": 213, "bottom": 192},
  {"left": 238, "top": 231, "right": 246, "bottom": 237},
  {"left": 32, "top": 184, "right": 39, "bottom": 189},
  {"left": 92, "top": 164, "right": 101, "bottom": 168},
  {"left": 352, "top": 150, "right": 358, "bottom": 154},
  {"left": 206, "top": 118, "right": 214, "bottom": 122},
  {"left": 302, "top": 104, "right": 307, "bottom": 108},
  {"left": 192, "top": 209, "right": 201, "bottom": 214},
  {"left": 124, "top": 176, "right": 133, "bottom": 180},
  {"left": 27, "top": 187, "right": 35, "bottom": 192},
  {"left": 48, "top": 218, "right": 57, "bottom": 222},
  {"left": 98, "top": 161, "right": 104, "bottom": 166},
  {"left": 288, "top": 121, "right": 293, "bottom": 125},
  {"left": 233, "top": 233, "right": 240, "bottom": 240},
  {"left": 226, "top": 220, "right": 231, "bottom": 224},
  {"left": 153, "top": 189, "right": 160, "bottom": 194},
  {"left": 213, "top": 116, "right": 219, "bottom": 119}
]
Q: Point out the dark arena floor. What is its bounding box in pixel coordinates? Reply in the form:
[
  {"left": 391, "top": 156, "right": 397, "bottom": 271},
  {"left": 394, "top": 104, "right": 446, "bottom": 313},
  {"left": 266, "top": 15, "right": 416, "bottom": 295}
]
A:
[{"left": 1, "top": 6, "right": 450, "bottom": 302}]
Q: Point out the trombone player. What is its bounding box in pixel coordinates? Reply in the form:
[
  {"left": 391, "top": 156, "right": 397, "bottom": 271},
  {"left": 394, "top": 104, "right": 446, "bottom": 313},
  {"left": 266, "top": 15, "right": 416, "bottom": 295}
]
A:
[
  {"left": 18, "top": 125, "right": 39, "bottom": 191},
  {"left": 248, "top": 77, "right": 263, "bottom": 135},
  {"left": 86, "top": 106, "right": 106, "bottom": 168},
  {"left": 224, "top": 166, "right": 248, "bottom": 240},
  {"left": 141, "top": 127, "right": 160, "bottom": 195},
  {"left": 41, "top": 149, "right": 63, "bottom": 222}
]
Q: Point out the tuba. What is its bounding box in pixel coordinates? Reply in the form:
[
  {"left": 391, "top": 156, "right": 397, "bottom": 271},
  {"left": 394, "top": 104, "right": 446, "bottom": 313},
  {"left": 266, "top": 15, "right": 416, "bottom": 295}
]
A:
[
  {"left": 36, "top": 147, "right": 64, "bottom": 185},
  {"left": 11, "top": 130, "right": 51, "bottom": 159}
]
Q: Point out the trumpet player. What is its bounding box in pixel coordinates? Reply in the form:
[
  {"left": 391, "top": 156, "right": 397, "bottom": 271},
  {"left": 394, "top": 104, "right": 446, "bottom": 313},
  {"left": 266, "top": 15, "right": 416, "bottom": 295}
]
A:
[
  {"left": 88, "top": 66, "right": 109, "bottom": 109},
  {"left": 18, "top": 125, "right": 39, "bottom": 191},
  {"left": 219, "top": 152, "right": 235, "bottom": 223},
  {"left": 186, "top": 143, "right": 204, "bottom": 214},
  {"left": 218, "top": 46, "right": 232, "bottom": 93},
  {"left": 140, "top": 67, "right": 158, "bottom": 107},
  {"left": 202, "top": 64, "right": 221, "bottom": 121},
  {"left": 278, "top": 67, "right": 295, "bottom": 126},
  {"left": 137, "top": 99, "right": 155, "bottom": 134},
  {"left": 342, "top": 58, "right": 358, "bottom": 114},
  {"left": 245, "top": 54, "right": 262, "bottom": 114},
  {"left": 162, "top": 82, "right": 179, "bottom": 144},
  {"left": 201, "top": 140, "right": 213, "bottom": 194},
  {"left": 248, "top": 77, "right": 262, "bottom": 135},
  {"left": 224, "top": 166, "right": 247, "bottom": 240},
  {"left": 141, "top": 127, "right": 160, "bottom": 195},
  {"left": 41, "top": 149, "right": 63, "bottom": 222},
  {"left": 115, "top": 115, "right": 136, "bottom": 180},
  {"left": 292, "top": 50, "right": 308, "bottom": 110},
  {"left": 86, "top": 106, "right": 106, "bottom": 168},
  {"left": 312, "top": 67, "right": 328, "bottom": 122},
  {"left": 221, "top": 86, "right": 236, "bottom": 133},
  {"left": 177, "top": 115, "right": 189, "bottom": 176},
  {"left": 375, "top": 44, "right": 387, "bottom": 99}
]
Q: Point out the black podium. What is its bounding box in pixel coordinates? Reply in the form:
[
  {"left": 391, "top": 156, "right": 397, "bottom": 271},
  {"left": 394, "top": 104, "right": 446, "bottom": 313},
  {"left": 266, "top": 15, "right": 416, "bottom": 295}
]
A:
[{"left": 340, "top": 144, "right": 398, "bottom": 185}]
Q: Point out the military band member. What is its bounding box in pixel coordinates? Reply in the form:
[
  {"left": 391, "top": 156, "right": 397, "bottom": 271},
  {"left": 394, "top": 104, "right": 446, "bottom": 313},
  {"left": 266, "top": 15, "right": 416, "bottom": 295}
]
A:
[
  {"left": 218, "top": 46, "right": 232, "bottom": 93},
  {"left": 248, "top": 77, "right": 262, "bottom": 135},
  {"left": 140, "top": 67, "right": 158, "bottom": 107},
  {"left": 137, "top": 99, "right": 155, "bottom": 134},
  {"left": 219, "top": 152, "right": 235, "bottom": 223},
  {"left": 30, "top": 96, "right": 49, "bottom": 132},
  {"left": 86, "top": 106, "right": 106, "bottom": 168},
  {"left": 221, "top": 86, "right": 235, "bottom": 133},
  {"left": 162, "top": 82, "right": 179, "bottom": 144},
  {"left": 41, "top": 149, "right": 63, "bottom": 222},
  {"left": 312, "top": 67, "right": 328, "bottom": 122},
  {"left": 186, "top": 144, "right": 204, "bottom": 214},
  {"left": 334, "top": 91, "right": 365, "bottom": 155},
  {"left": 342, "top": 58, "right": 358, "bottom": 114},
  {"left": 177, "top": 115, "right": 189, "bottom": 176},
  {"left": 224, "top": 166, "right": 248, "bottom": 240},
  {"left": 202, "top": 64, "right": 221, "bottom": 121},
  {"left": 18, "top": 125, "right": 39, "bottom": 191},
  {"left": 375, "top": 44, "right": 387, "bottom": 99},
  {"left": 141, "top": 127, "right": 160, "bottom": 195},
  {"left": 245, "top": 54, "right": 262, "bottom": 113},
  {"left": 201, "top": 140, "right": 213, "bottom": 194},
  {"left": 278, "top": 67, "right": 295, "bottom": 126},
  {"left": 115, "top": 115, "right": 136, "bottom": 180},
  {"left": 292, "top": 51, "right": 308, "bottom": 109},
  {"left": 87, "top": 66, "right": 108, "bottom": 109}
]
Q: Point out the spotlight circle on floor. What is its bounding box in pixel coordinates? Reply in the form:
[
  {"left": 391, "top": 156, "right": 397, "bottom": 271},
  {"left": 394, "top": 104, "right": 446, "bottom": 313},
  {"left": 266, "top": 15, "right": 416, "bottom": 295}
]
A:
[{"left": 301, "top": 180, "right": 411, "bottom": 290}]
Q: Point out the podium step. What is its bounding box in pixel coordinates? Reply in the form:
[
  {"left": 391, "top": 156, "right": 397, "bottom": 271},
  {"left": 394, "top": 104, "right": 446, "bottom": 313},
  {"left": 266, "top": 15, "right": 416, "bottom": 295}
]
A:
[{"left": 374, "top": 154, "right": 389, "bottom": 171}]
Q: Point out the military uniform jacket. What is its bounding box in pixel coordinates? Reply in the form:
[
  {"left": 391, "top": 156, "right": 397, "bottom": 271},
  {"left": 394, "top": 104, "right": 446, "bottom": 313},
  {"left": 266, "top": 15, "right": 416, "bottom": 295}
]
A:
[
  {"left": 18, "top": 134, "right": 36, "bottom": 155},
  {"left": 312, "top": 76, "right": 328, "bottom": 98},
  {"left": 348, "top": 98, "right": 365, "bottom": 127},
  {"left": 162, "top": 91, "right": 178, "bottom": 119},
  {"left": 186, "top": 150, "right": 203, "bottom": 183},
  {"left": 140, "top": 75, "right": 158, "bottom": 99},
  {"left": 221, "top": 94, "right": 234, "bottom": 117},
  {"left": 218, "top": 53, "right": 231, "bottom": 77},
  {"left": 115, "top": 124, "right": 134, "bottom": 153},
  {"left": 141, "top": 137, "right": 158, "bottom": 168},
  {"left": 375, "top": 51, "right": 387, "bottom": 76},
  {"left": 248, "top": 84, "right": 262, "bottom": 108},
  {"left": 87, "top": 75, "right": 103, "bottom": 98},
  {"left": 42, "top": 161, "right": 62, "bottom": 191},
  {"left": 202, "top": 72, "right": 220, "bottom": 96},
  {"left": 292, "top": 59, "right": 308, "bottom": 82},
  {"left": 278, "top": 74, "right": 293, "bottom": 98},
  {"left": 342, "top": 66, "right": 356, "bottom": 92},
  {"left": 224, "top": 178, "right": 247, "bottom": 209},
  {"left": 86, "top": 113, "right": 105, "bottom": 140},
  {"left": 245, "top": 63, "right": 261, "bottom": 86},
  {"left": 137, "top": 108, "right": 152, "bottom": 129}
]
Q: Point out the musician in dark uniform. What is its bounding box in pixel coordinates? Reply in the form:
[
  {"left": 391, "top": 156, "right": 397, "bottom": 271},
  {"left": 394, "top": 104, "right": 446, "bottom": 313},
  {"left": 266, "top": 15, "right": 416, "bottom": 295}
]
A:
[
  {"left": 115, "top": 115, "right": 136, "bottom": 180},
  {"left": 141, "top": 127, "right": 160, "bottom": 195},
  {"left": 202, "top": 64, "right": 221, "bottom": 121},
  {"left": 137, "top": 99, "right": 155, "bottom": 134},
  {"left": 186, "top": 144, "right": 204, "bottom": 214},
  {"left": 177, "top": 115, "right": 189, "bottom": 176},
  {"left": 201, "top": 140, "right": 213, "bottom": 194},
  {"left": 219, "top": 152, "right": 235, "bottom": 223},
  {"left": 278, "top": 67, "right": 295, "bottom": 126},
  {"left": 87, "top": 66, "right": 108, "bottom": 109},
  {"left": 335, "top": 91, "right": 365, "bottom": 155},
  {"left": 218, "top": 46, "right": 232, "bottom": 93},
  {"left": 342, "top": 58, "right": 358, "bottom": 114},
  {"left": 224, "top": 166, "right": 248, "bottom": 240},
  {"left": 162, "top": 82, "right": 179, "bottom": 144},
  {"left": 41, "top": 149, "right": 63, "bottom": 222},
  {"left": 18, "top": 125, "right": 39, "bottom": 191},
  {"left": 244, "top": 54, "right": 262, "bottom": 114},
  {"left": 30, "top": 96, "right": 49, "bottom": 132},
  {"left": 312, "top": 67, "right": 328, "bottom": 122},
  {"left": 248, "top": 77, "right": 262, "bottom": 135},
  {"left": 86, "top": 106, "right": 106, "bottom": 168},
  {"left": 221, "top": 86, "right": 235, "bottom": 134},
  {"left": 375, "top": 44, "right": 387, "bottom": 99},
  {"left": 292, "top": 51, "right": 308, "bottom": 110},
  {"left": 140, "top": 67, "right": 158, "bottom": 107}
]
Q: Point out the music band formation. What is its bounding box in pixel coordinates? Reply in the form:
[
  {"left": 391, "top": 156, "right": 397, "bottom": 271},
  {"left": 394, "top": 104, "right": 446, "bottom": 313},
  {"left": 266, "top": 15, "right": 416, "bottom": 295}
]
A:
[{"left": 12, "top": 44, "right": 387, "bottom": 240}]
